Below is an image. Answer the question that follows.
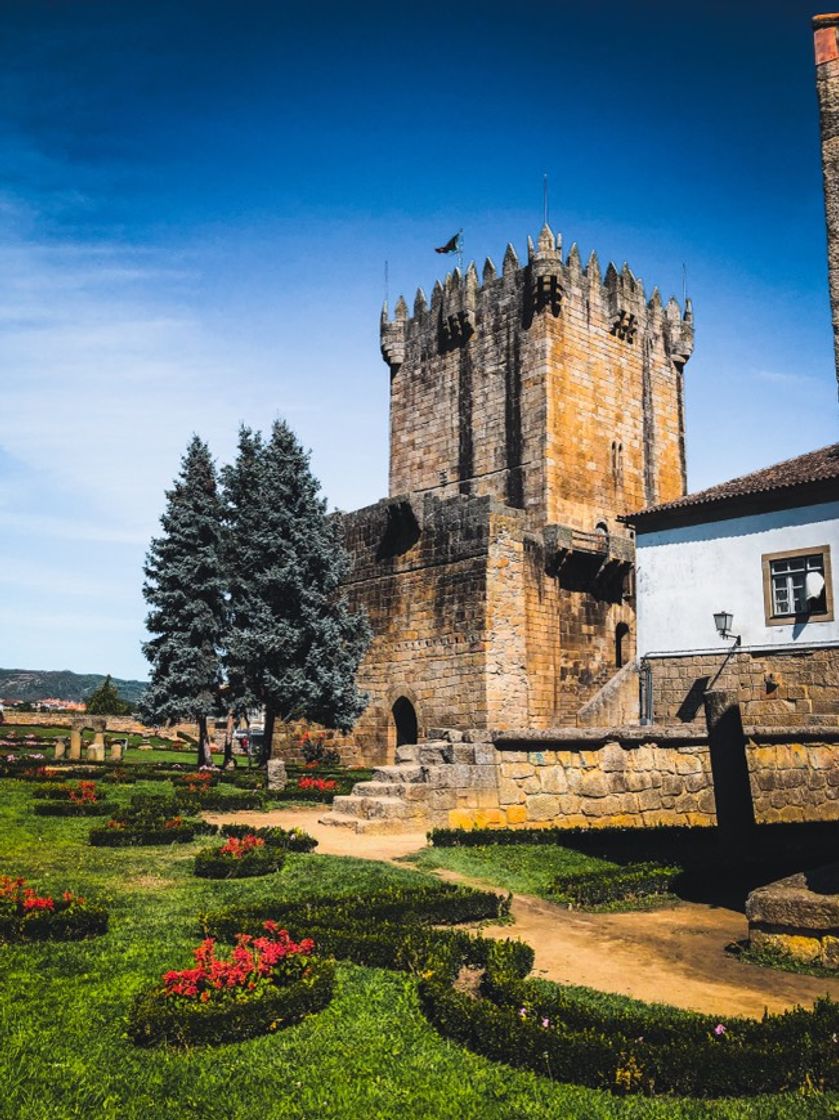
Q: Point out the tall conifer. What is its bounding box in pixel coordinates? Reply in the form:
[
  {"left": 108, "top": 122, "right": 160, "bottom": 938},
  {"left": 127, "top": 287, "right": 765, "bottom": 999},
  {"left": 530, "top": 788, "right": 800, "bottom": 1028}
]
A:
[
  {"left": 141, "top": 436, "right": 227, "bottom": 767},
  {"left": 223, "top": 421, "right": 370, "bottom": 762}
]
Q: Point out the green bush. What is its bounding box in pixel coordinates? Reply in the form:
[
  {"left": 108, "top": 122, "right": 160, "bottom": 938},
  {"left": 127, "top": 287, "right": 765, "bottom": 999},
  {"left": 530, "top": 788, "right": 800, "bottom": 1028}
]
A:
[
  {"left": 34, "top": 799, "right": 117, "bottom": 817},
  {"left": 219, "top": 823, "right": 317, "bottom": 852},
  {"left": 89, "top": 823, "right": 210, "bottom": 847},
  {"left": 175, "top": 789, "right": 267, "bottom": 811},
  {"left": 193, "top": 845, "right": 286, "bottom": 879},
  {"left": 550, "top": 862, "right": 681, "bottom": 907},
  {"left": 418, "top": 942, "right": 839, "bottom": 1097},
  {"left": 128, "top": 959, "right": 335, "bottom": 1046}
]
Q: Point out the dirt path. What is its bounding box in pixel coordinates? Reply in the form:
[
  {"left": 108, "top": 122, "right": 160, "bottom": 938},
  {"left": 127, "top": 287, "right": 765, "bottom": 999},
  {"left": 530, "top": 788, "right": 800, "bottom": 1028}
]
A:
[{"left": 207, "top": 806, "right": 839, "bottom": 1018}]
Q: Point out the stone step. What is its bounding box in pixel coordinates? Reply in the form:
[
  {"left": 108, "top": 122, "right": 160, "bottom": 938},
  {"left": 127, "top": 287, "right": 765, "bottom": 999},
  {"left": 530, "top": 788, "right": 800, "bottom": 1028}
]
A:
[
  {"left": 352, "top": 780, "right": 430, "bottom": 801},
  {"left": 371, "top": 764, "right": 425, "bottom": 783},
  {"left": 329, "top": 794, "right": 427, "bottom": 820},
  {"left": 395, "top": 745, "right": 420, "bottom": 764},
  {"left": 318, "top": 812, "right": 425, "bottom": 835}
]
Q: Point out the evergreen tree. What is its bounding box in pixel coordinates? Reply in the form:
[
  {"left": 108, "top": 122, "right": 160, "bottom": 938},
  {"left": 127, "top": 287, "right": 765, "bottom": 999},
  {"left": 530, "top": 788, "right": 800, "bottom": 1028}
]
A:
[
  {"left": 85, "top": 675, "right": 133, "bottom": 716},
  {"left": 141, "top": 436, "right": 227, "bottom": 767},
  {"left": 223, "top": 421, "right": 370, "bottom": 763}
]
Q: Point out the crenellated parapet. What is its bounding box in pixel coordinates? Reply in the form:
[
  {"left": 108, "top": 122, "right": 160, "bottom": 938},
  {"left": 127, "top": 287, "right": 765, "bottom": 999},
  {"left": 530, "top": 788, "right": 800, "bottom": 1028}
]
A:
[{"left": 380, "top": 223, "right": 694, "bottom": 375}]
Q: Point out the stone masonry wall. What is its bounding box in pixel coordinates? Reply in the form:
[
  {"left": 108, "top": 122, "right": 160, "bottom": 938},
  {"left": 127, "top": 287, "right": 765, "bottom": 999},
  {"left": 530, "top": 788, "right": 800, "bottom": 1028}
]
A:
[
  {"left": 381, "top": 226, "right": 693, "bottom": 532},
  {"left": 0, "top": 710, "right": 199, "bottom": 741},
  {"left": 429, "top": 728, "right": 839, "bottom": 831},
  {"left": 340, "top": 494, "right": 495, "bottom": 765},
  {"left": 646, "top": 648, "right": 839, "bottom": 729}
]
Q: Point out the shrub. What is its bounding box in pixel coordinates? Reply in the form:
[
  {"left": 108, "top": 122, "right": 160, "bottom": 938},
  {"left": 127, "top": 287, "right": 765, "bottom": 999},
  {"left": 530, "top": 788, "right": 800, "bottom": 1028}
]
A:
[
  {"left": 418, "top": 943, "right": 839, "bottom": 1098},
  {"left": 550, "top": 863, "right": 681, "bottom": 907},
  {"left": 194, "top": 835, "right": 286, "bottom": 879},
  {"left": 219, "top": 823, "right": 317, "bottom": 853},
  {"left": 174, "top": 788, "right": 267, "bottom": 811},
  {"left": 89, "top": 793, "right": 217, "bottom": 846},
  {"left": 297, "top": 731, "right": 342, "bottom": 768},
  {"left": 128, "top": 922, "right": 334, "bottom": 1045},
  {"left": 0, "top": 876, "right": 108, "bottom": 942},
  {"left": 35, "top": 799, "right": 117, "bottom": 817}
]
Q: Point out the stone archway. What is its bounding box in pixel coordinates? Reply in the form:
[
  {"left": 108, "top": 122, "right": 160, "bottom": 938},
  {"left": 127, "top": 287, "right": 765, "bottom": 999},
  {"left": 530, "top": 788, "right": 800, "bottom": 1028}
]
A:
[{"left": 391, "top": 697, "right": 418, "bottom": 749}]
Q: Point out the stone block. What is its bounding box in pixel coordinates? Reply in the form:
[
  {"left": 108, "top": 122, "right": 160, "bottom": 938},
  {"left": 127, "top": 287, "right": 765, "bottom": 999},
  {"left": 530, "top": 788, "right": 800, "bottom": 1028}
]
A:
[
  {"left": 267, "top": 759, "right": 288, "bottom": 791},
  {"left": 506, "top": 805, "right": 528, "bottom": 825},
  {"left": 53, "top": 740, "right": 66, "bottom": 761},
  {"left": 448, "top": 809, "right": 475, "bottom": 830},
  {"left": 539, "top": 767, "right": 568, "bottom": 794},
  {"left": 498, "top": 778, "right": 525, "bottom": 805},
  {"left": 109, "top": 743, "right": 123, "bottom": 763},
  {"left": 525, "top": 793, "right": 560, "bottom": 821},
  {"left": 86, "top": 745, "right": 105, "bottom": 763},
  {"left": 474, "top": 808, "right": 505, "bottom": 828},
  {"left": 578, "top": 771, "right": 609, "bottom": 798},
  {"left": 599, "top": 742, "right": 626, "bottom": 772},
  {"left": 472, "top": 745, "right": 497, "bottom": 766},
  {"left": 501, "top": 762, "right": 535, "bottom": 779}
]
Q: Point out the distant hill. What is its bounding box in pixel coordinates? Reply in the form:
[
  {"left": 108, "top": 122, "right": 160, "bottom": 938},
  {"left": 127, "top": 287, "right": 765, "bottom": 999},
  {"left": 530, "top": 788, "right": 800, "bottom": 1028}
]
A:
[{"left": 0, "top": 669, "right": 147, "bottom": 706}]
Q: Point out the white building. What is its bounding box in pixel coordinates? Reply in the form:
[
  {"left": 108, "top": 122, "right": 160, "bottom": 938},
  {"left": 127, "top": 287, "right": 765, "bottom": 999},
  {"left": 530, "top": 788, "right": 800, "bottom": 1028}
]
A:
[{"left": 626, "top": 443, "right": 839, "bottom": 727}]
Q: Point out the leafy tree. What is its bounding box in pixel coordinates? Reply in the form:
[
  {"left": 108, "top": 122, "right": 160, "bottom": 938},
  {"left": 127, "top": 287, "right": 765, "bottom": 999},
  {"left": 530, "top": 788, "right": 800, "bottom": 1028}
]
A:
[
  {"left": 223, "top": 421, "right": 370, "bottom": 763},
  {"left": 140, "top": 436, "right": 227, "bottom": 767},
  {"left": 85, "top": 675, "right": 133, "bottom": 716}
]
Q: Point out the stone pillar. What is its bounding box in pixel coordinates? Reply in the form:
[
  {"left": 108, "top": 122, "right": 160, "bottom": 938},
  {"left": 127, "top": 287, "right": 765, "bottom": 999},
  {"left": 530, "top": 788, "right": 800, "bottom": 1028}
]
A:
[
  {"left": 87, "top": 731, "right": 106, "bottom": 762},
  {"left": 53, "top": 738, "right": 66, "bottom": 761},
  {"left": 703, "top": 689, "right": 755, "bottom": 842},
  {"left": 69, "top": 728, "right": 82, "bottom": 761},
  {"left": 109, "top": 742, "right": 123, "bottom": 763},
  {"left": 813, "top": 13, "right": 839, "bottom": 397},
  {"left": 266, "top": 759, "right": 287, "bottom": 791}
]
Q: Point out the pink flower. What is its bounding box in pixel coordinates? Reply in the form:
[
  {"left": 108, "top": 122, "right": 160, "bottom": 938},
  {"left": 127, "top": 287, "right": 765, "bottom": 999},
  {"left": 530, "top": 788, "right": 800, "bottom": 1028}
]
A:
[{"left": 713, "top": 1023, "right": 726, "bottom": 1037}]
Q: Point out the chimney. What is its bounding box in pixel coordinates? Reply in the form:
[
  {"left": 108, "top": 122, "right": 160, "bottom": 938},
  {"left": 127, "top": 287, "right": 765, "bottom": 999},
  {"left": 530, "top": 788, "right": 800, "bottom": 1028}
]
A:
[{"left": 813, "top": 13, "right": 839, "bottom": 398}]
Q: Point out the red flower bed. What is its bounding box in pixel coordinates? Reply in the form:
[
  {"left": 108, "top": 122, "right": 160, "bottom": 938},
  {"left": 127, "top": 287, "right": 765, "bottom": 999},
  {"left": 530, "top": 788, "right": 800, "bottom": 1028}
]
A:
[
  {"left": 219, "top": 834, "right": 265, "bottom": 859},
  {"left": 129, "top": 922, "right": 335, "bottom": 1045},
  {"left": 297, "top": 776, "right": 338, "bottom": 793},
  {"left": 0, "top": 875, "right": 107, "bottom": 941},
  {"left": 163, "top": 923, "right": 314, "bottom": 1000}
]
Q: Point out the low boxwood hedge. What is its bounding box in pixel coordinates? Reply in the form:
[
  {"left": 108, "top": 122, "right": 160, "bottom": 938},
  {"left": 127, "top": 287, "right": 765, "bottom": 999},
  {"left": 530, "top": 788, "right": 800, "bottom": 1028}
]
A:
[
  {"left": 174, "top": 789, "right": 267, "bottom": 811},
  {"left": 418, "top": 941, "right": 839, "bottom": 1097},
  {"left": 550, "top": 863, "right": 681, "bottom": 907},
  {"left": 218, "top": 823, "right": 317, "bottom": 853},
  {"left": 129, "top": 958, "right": 335, "bottom": 1046},
  {"left": 0, "top": 877, "right": 108, "bottom": 943},
  {"left": 34, "top": 799, "right": 117, "bottom": 817},
  {"left": 193, "top": 844, "right": 286, "bottom": 879},
  {"left": 89, "top": 822, "right": 213, "bottom": 847}
]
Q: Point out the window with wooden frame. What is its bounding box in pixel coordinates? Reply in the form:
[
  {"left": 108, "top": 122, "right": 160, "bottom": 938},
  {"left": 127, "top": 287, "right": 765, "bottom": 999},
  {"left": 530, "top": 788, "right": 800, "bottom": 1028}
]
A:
[{"left": 761, "top": 545, "right": 834, "bottom": 625}]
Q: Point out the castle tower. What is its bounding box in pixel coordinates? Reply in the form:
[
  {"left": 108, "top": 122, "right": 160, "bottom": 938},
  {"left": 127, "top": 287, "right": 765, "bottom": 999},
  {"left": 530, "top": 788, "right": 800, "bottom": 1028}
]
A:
[
  {"left": 341, "top": 228, "right": 693, "bottom": 763},
  {"left": 381, "top": 227, "right": 693, "bottom": 532},
  {"left": 813, "top": 12, "right": 839, "bottom": 397}
]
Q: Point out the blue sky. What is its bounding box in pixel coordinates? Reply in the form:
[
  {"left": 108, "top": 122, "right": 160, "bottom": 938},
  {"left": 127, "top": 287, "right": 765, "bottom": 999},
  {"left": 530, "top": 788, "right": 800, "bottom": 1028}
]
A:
[{"left": 1, "top": 0, "right": 837, "bottom": 681}]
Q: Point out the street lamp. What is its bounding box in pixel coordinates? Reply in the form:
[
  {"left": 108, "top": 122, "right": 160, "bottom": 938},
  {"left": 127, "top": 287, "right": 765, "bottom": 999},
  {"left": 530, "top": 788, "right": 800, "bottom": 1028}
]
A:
[{"left": 713, "top": 610, "right": 740, "bottom": 645}]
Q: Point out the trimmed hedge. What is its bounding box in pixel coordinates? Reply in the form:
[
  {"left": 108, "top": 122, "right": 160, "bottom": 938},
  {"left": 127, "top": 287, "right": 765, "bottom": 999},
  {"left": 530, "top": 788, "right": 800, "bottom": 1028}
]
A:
[
  {"left": 174, "top": 789, "right": 267, "bottom": 811},
  {"left": 218, "top": 824, "right": 317, "bottom": 853},
  {"left": 200, "top": 882, "right": 524, "bottom": 983},
  {"left": 128, "top": 959, "right": 335, "bottom": 1046},
  {"left": 89, "top": 822, "right": 213, "bottom": 847},
  {"left": 193, "top": 846, "right": 285, "bottom": 879},
  {"left": 551, "top": 863, "right": 681, "bottom": 907},
  {"left": 0, "top": 898, "right": 108, "bottom": 942},
  {"left": 419, "top": 942, "right": 839, "bottom": 1097},
  {"left": 34, "top": 799, "right": 117, "bottom": 817}
]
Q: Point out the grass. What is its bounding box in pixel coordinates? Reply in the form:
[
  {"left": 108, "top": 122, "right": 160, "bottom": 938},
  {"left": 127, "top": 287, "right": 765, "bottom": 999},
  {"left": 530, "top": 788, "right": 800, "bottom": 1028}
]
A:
[
  {"left": 0, "top": 778, "right": 835, "bottom": 1119},
  {"left": 730, "top": 940, "right": 839, "bottom": 979},
  {"left": 402, "top": 842, "right": 614, "bottom": 898}
]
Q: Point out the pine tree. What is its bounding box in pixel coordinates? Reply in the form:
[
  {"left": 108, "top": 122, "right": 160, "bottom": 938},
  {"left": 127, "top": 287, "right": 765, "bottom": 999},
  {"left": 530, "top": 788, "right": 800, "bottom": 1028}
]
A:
[
  {"left": 141, "top": 436, "right": 227, "bottom": 767},
  {"left": 223, "top": 421, "right": 370, "bottom": 763},
  {"left": 85, "top": 675, "right": 133, "bottom": 716}
]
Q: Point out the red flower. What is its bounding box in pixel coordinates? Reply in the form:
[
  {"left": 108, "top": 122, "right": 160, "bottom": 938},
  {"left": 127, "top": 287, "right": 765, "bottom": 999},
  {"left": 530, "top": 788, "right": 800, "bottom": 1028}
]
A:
[{"left": 219, "top": 834, "right": 266, "bottom": 859}]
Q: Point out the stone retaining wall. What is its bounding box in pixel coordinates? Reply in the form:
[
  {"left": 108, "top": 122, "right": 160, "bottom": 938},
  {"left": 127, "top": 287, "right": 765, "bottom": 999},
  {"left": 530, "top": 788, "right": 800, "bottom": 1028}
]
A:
[
  {"left": 0, "top": 711, "right": 199, "bottom": 742},
  {"left": 440, "top": 728, "right": 839, "bottom": 830}
]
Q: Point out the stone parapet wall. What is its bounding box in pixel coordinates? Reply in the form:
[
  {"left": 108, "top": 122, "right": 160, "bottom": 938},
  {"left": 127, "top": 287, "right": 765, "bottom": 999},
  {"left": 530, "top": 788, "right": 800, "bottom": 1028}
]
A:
[
  {"left": 0, "top": 710, "right": 199, "bottom": 742},
  {"left": 646, "top": 647, "right": 839, "bottom": 729},
  {"left": 436, "top": 727, "right": 839, "bottom": 831}
]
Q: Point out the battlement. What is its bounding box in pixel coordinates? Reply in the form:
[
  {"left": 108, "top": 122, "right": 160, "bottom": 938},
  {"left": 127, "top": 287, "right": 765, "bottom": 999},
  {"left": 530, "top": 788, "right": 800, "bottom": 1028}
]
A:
[
  {"left": 382, "top": 224, "right": 693, "bottom": 532},
  {"left": 381, "top": 224, "right": 693, "bottom": 374}
]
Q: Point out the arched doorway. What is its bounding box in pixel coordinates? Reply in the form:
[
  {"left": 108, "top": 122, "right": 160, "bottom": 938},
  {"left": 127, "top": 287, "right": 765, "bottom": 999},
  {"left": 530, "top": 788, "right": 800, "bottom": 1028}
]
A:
[
  {"left": 391, "top": 697, "right": 418, "bottom": 747},
  {"left": 615, "top": 622, "right": 630, "bottom": 669}
]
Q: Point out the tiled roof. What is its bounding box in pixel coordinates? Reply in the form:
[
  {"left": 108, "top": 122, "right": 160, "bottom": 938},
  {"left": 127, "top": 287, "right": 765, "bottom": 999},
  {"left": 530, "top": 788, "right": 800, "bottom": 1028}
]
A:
[{"left": 627, "top": 443, "right": 839, "bottom": 527}]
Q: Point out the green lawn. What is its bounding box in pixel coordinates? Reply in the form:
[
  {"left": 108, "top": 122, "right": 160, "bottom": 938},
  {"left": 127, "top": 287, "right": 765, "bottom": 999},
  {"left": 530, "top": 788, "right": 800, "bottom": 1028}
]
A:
[
  {"left": 402, "top": 841, "right": 615, "bottom": 898},
  {"left": 0, "top": 779, "right": 834, "bottom": 1119}
]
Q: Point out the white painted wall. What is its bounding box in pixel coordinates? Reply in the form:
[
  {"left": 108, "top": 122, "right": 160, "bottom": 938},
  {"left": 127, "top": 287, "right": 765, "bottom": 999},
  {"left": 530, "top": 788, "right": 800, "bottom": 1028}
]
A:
[{"left": 636, "top": 500, "right": 839, "bottom": 655}]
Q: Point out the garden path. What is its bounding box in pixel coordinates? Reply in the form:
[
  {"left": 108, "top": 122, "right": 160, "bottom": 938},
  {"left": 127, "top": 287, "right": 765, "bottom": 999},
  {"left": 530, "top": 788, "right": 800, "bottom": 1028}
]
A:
[{"left": 207, "top": 806, "right": 839, "bottom": 1019}]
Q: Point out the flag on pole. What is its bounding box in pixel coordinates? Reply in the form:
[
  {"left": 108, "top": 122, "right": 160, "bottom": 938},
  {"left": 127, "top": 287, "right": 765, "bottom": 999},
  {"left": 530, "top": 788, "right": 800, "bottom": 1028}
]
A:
[{"left": 435, "top": 232, "right": 460, "bottom": 254}]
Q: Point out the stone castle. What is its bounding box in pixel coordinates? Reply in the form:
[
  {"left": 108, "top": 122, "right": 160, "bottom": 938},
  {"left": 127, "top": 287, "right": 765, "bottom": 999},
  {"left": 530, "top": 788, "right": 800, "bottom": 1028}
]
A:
[{"left": 339, "top": 226, "right": 694, "bottom": 764}]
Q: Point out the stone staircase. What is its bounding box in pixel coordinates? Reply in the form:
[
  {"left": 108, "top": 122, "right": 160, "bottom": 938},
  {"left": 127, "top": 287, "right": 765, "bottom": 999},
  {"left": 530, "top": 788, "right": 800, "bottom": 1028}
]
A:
[{"left": 319, "top": 737, "right": 498, "bottom": 834}]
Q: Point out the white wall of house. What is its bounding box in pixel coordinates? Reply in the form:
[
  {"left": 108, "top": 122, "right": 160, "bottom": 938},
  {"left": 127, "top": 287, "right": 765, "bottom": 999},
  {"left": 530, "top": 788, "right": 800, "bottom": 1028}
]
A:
[{"left": 636, "top": 500, "right": 839, "bottom": 654}]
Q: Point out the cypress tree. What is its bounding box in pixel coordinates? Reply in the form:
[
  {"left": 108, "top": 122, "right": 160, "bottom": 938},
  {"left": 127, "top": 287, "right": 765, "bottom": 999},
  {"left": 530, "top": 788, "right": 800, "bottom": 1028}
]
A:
[
  {"left": 223, "top": 421, "right": 370, "bottom": 763},
  {"left": 141, "top": 436, "right": 227, "bottom": 767},
  {"left": 86, "top": 674, "right": 132, "bottom": 716}
]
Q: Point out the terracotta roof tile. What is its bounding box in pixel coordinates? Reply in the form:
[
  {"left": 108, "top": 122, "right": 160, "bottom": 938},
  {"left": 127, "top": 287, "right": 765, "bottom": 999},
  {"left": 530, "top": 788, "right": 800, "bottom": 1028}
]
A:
[{"left": 627, "top": 443, "right": 839, "bottom": 526}]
